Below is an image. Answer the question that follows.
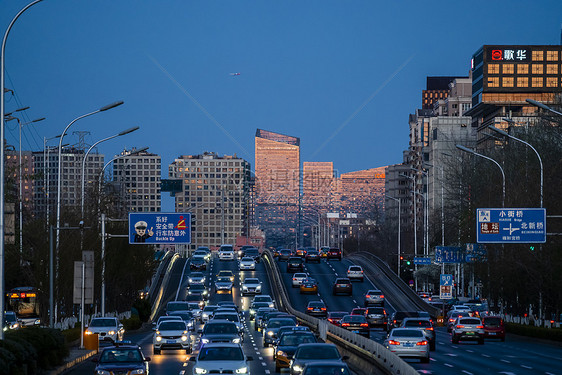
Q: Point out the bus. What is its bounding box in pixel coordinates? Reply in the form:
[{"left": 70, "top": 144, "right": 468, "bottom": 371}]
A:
[{"left": 6, "top": 287, "right": 41, "bottom": 327}]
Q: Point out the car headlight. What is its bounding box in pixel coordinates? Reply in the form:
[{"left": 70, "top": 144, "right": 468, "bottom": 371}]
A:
[
  {"left": 202, "top": 290, "right": 208, "bottom": 295},
  {"left": 232, "top": 337, "right": 241, "bottom": 343},
  {"left": 277, "top": 350, "right": 287, "bottom": 357},
  {"left": 130, "top": 370, "right": 145, "bottom": 375},
  {"left": 181, "top": 335, "right": 188, "bottom": 342},
  {"left": 256, "top": 285, "right": 261, "bottom": 291},
  {"left": 269, "top": 303, "right": 274, "bottom": 308},
  {"left": 85, "top": 330, "right": 93, "bottom": 335},
  {"left": 267, "top": 331, "right": 274, "bottom": 336},
  {"left": 235, "top": 367, "right": 248, "bottom": 374},
  {"left": 34, "top": 319, "right": 41, "bottom": 325},
  {"left": 155, "top": 336, "right": 162, "bottom": 342},
  {"left": 108, "top": 331, "right": 116, "bottom": 335},
  {"left": 201, "top": 338, "right": 209, "bottom": 344},
  {"left": 195, "top": 367, "right": 208, "bottom": 374},
  {"left": 189, "top": 278, "right": 193, "bottom": 283},
  {"left": 250, "top": 309, "right": 255, "bottom": 315},
  {"left": 96, "top": 370, "right": 111, "bottom": 375},
  {"left": 293, "top": 365, "right": 303, "bottom": 373}
]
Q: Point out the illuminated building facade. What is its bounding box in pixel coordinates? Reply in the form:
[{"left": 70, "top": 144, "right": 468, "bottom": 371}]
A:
[
  {"left": 422, "top": 77, "right": 458, "bottom": 110},
  {"left": 302, "top": 162, "right": 334, "bottom": 209},
  {"left": 335, "top": 167, "right": 386, "bottom": 220},
  {"left": 254, "top": 129, "right": 300, "bottom": 246}
]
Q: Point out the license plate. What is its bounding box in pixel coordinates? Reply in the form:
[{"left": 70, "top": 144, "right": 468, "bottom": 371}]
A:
[
  {"left": 352, "top": 330, "right": 360, "bottom": 333},
  {"left": 466, "top": 332, "right": 475, "bottom": 335},
  {"left": 167, "top": 340, "right": 175, "bottom": 344},
  {"left": 489, "top": 332, "right": 496, "bottom": 335},
  {"left": 403, "top": 343, "right": 414, "bottom": 347}
]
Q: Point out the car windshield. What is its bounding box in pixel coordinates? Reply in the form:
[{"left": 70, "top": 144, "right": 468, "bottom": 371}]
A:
[
  {"left": 190, "top": 273, "right": 204, "bottom": 279},
  {"left": 297, "top": 346, "right": 340, "bottom": 360},
  {"left": 254, "top": 296, "right": 272, "bottom": 303},
  {"left": 167, "top": 303, "right": 189, "bottom": 312},
  {"left": 241, "top": 257, "right": 253, "bottom": 262},
  {"left": 174, "top": 312, "right": 193, "bottom": 320},
  {"left": 404, "top": 320, "right": 431, "bottom": 328},
  {"left": 90, "top": 319, "right": 116, "bottom": 327},
  {"left": 190, "top": 285, "right": 205, "bottom": 291},
  {"left": 279, "top": 334, "right": 316, "bottom": 346},
  {"left": 268, "top": 319, "right": 295, "bottom": 328},
  {"left": 484, "top": 317, "right": 502, "bottom": 326},
  {"left": 309, "top": 302, "right": 325, "bottom": 308},
  {"left": 204, "top": 323, "right": 238, "bottom": 334},
  {"left": 459, "top": 318, "right": 481, "bottom": 325},
  {"left": 349, "top": 267, "right": 361, "bottom": 271},
  {"left": 159, "top": 321, "right": 186, "bottom": 330},
  {"left": 203, "top": 306, "right": 219, "bottom": 312},
  {"left": 198, "top": 346, "right": 244, "bottom": 361},
  {"left": 329, "top": 312, "right": 347, "bottom": 318},
  {"left": 188, "top": 303, "right": 201, "bottom": 310},
  {"left": 217, "top": 277, "right": 231, "bottom": 283},
  {"left": 101, "top": 349, "right": 142, "bottom": 363},
  {"left": 343, "top": 315, "right": 366, "bottom": 323},
  {"left": 367, "top": 308, "right": 384, "bottom": 314},
  {"left": 392, "top": 329, "right": 423, "bottom": 338},
  {"left": 336, "top": 279, "right": 350, "bottom": 284},
  {"left": 245, "top": 279, "right": 260, "bottom": 285},
  {"left": 214, "top": 314, "right": 239, "bottom": 323},
  {"left": 5, "top": 314, "right": 17, "bottom": 323}
]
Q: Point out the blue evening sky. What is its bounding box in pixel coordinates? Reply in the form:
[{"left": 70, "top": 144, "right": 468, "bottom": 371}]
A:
[{"left": 2, "top": 0, "right": 562, "bottom": 211}]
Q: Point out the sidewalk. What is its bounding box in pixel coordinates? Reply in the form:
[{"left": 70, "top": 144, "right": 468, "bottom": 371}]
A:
[{"left": 49, "top": 346, "right": 97, "bottom": 375}]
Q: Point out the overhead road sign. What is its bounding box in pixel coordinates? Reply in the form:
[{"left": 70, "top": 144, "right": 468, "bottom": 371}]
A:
[
  {"left": 434, "top": 246, "right": 464, "bottom": 264},
  {"left": 465, "top": 243, "right": 487, "bottom": 262},
  {"left": 129, "top": 213, "right": 191, "bottom": 244},
  {"left": 477, "top": 208, "right": 546, "bottom": 243},
  {"left": 414, "top": 257, "right": 432, "bottom": 265}
]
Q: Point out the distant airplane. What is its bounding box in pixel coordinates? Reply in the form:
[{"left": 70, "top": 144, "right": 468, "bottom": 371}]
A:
[{"left": 230, "top": 72, "right": 241, "bottom": 76}]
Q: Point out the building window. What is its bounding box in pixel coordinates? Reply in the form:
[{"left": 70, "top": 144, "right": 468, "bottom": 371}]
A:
[
  {"left": 502, "top": 64, "right": 514, "bottom": 74},
  {"left": 517, "top": 77, "right": 529, "bottom": 87},
  {"left": 502, "top": 77, "right": 514, "bottom": 87},
  {"left": 532, "top": 64, "right": 544, "bottom": 74},
  {"left": 532, "top": 77, "right": 543, "bottom": 87},
  {"left": 487, "top": 77, "right": 500, "bottom": 87},
  {"left": 546, "top": 50, "right": 559, "bottom": 61},
  {"left": 546, "top": 77, "right": 558, "bottom": 87},
  {"left": 488, "top": 64, "right": 500, "bottom": 74},
  {"left": 546, "top": 64, "right": 558, "bottom": 74},
  {"left": 532, "top": 50, "right": 544, "bottom": 61},
  {"left": 517, "top": 64, "right": 529, "bottom": 74}
]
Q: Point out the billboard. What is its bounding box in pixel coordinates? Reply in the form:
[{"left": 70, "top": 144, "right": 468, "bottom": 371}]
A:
[{"left": 129, "top": 213, "right": 191, "bottom": 244}]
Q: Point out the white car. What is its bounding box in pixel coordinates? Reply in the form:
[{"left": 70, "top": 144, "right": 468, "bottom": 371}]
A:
[
  {"left": 219, "top": 244, "right": 235, "bottom": 260},
  {"left": 241, "top": 278, "right": 262, "bottom": 295},
  {"left": 201, "top": 305, "right": 220, "bottom": 323},
  {"left": 214, "top": 277, "right": 234, "bottom": 294},
  {"left": 292, "top": 273, "right": 308, "bottom": 287},
  {"left": 239, "top": 257, "right": 256, "bottom": 270},
  {"left": 346, "top": 265, "right": 364, "bottom": 282},
  {"left": 212, "top": 312, "right": 244, "bottom": 334},
  {"left": 189, "top": 343, "right": 253, "bottom": 375},
  {"left": 251, "top": 294, "right": 274, "bottom": 308},
  {"left": 188, "top": 272, "right": 206, "bottom": 285},
  {"left": 153, "top": 319, "right": 191, "bottom": 354},
  {"left": 85, "top": 317, "right": 124, "bottom": 344}
]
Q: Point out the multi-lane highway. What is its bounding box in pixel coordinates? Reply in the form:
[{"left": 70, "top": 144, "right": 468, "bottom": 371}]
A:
[{"left": 66, "top": 252, "right": 562, "bottom": 375}]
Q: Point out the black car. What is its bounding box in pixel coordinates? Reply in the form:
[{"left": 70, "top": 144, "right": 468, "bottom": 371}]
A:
[
  {"left": 190, "top": 256, "right": 207, "bottom": 271},
  {"left": 340, "top": 314, "right": 370, "bottom": 337},
  {"left": 305, "top": 250, "right": 321, "bottom": 263},
  {"left": 389, "top": 311, "right": 423, "bottom": 330},
  {"left": 327, "top": 248, "right": 342, "bottom": 260},
  {"left": 278, "top": 249, "right": 293, "bottom": 261},
  {"left": 287, "top": 257, "right": 304, "bottom": 272},
  {"left": 273, "top": 331, "right": 317, "bottom": 372},
  {"left": 243, "top": 247, "right": 261, "bottom": 263},
  {"left": 93, "top": 344, "right": 150, "bottom": 375},
  {"left": 187, "top": 284, "right": 209, "bottom": 300},
  {"left": 332, "top": 278, "right": 353, "bottom": 296},
  {"left": 306, "top": 301, "right": 327, "bottom": 318}
]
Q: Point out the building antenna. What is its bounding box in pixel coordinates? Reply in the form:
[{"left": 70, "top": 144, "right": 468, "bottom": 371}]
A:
[{"left": 73, "top": 131, "right": 90, "bottom": 151}]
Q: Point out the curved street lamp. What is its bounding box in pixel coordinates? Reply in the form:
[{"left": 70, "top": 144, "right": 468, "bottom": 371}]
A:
[
  {"left": 385, "top": 195, "right": 401, "bottom": 277},
  {"left": 526, "top": 99, "right": 562, "bottom": 117}
]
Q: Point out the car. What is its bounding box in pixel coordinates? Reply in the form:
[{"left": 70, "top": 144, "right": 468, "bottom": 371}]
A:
[
  {"left": 93, "top": 344, "right": 150, "bottom": 375},
  {"left": 327, "top": 311, "right": 348, "bottom": 326},
  {"left": 304, "top": 250, "right": 320, "bottom": 263},
  {"left": 190, "top": 255, "right": 207, "bottom": 271},
  {"left": 188, "top": 272, "right": 206, "bottom": 285},
  {"left": 295, "top": 248, "right": 307, "bottom": 257},
  {"left": 332, "top": 278, "right": 352, "bottom": 296},
  {"left": 278, "top": 249, "right": 292, "bottom": 261},
  {"left": 254, "top": 307, "right": 276, "bottom": 331},
  {"left": 153, "top": 315, "right": 183, "bottom": 330},
  {"left": 275, "top": 326, "right": 312, "bottom": 343},
  {"left": 198, "top": 320, "right": 243, "bottom": 349},
  {"left": 400, "top": 317, "right": 436, "bottom": 351},
  {"left": 447, "top": 311, "right": 472, "bottom": 332},
  {"left": 272, "top": 248, "right": 281, "bottom": 258},
  {"left": 214, "top": 277, "right": 233, "bottom": 294},
  {"left": 153, "top": 319, "right": 191, "bottom": 354},
  {"left": 340, "top": 314, "right": 370, "bottom": 337},
  {"left": 219, "top": 244, "right": 235, "bottom": 260},
  {"left": 417, "top": 291, "right": 431, "bottom": 302},
  {"left": 216, "top": 301, "right": 240, "bottom": 312},
  {"left": 241, "top": 278, "right": 262, "bottom": 295},
  {"left": 193, "top": 249, "right": 210, "bottom": 262},
  {"left": 187, "top": 284, "right": 209, "bottom": 300},
  {"left": 306, "top": 301, "right": 327, "bottom": 318},
  {"left": 239, "top": 256, "right": 256, "bottom": 270},
  {"left": 319, "top": 247, "right": 330, "bottom": 258},
  {"left": 273, "top": 331, "right": 317, "bottom": 371},
  {"left": 196, "top": 246, "right": 212, "bottom": 259},
  {"left": 85, "top": 317, "right": 124, "bottom": 344},
  {"left": 166, "top": 301, "right": 190, "bottom": 315},
  {"left": 290, "top": 343, "right": 347, "bottom": 375},
  {"left": 364, "top": 289, "right": 385, "bottom": 306},
  {"left": 243, "top": 247, "right": 261, "bottom": 263},
  {"left": 249, "top": 302, "right": 271, "bottom": 320},
  {"left": 346, "top": 265, "right": 364, "bottom": 281},
  {"left": 292, "top": 273, "right": 309, "bottom": 287},
  {"left": 252, "top": 294, "right": 275, "bottom": 308},
  {"left": 201, "top": 305, "right": 220, "bottom": 323},
  {"left": 184, "top": 296, "right": 205, "bottom": 312},
  {"left": 327, "top": 248, "right": 342, "bottom": 260},
  {"left": 300, "top": 278, "right": 318, "bottom": 294},
  {"left": 4, "top": 311, "right": 20, "bottom": 330},
  {"left": 389, "top": 311, "right": 424, "bottom": 330},
  {"left": 350, "top": 308, "right": 367, "bottom": 316},
  {"left": 212, "top": 312, "right": 244, "bottom": 334},
  {"left": 301, "top": 363, "right": 351, "bottom": 375},
  {"left": 451, "top": 317, "right": 485, "bottom": 344},
  {"left": 168, "top": 310, "right": 196, "bottom": 331},
  {"left": 384, "top": 328, "right": 430, "bottom": 363},
  {"left": 263, "top": 317, "right": 298, "bottom": 347},
  {"left": 217, "top": 270, "right": 235, "bottom": 282},
  {"left": 287, "top": 257, "right": 304, "bottom": 272},
  {"left": 189, "top": 343, "right": 252, "bottom": 375},
  {"left": 261, "top": 312, "right": 296, "bottom": 331},
  {"left": 482, "top": 315, "right": 505, "bottom": 341},
  {"left": 365, "top": 307, "right": 388, "bottom": 330},
  {"left": 238, "top": 245, "right": 255, "bottom": 258}
]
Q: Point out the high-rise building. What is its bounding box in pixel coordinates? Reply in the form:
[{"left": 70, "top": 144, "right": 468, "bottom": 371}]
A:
[
  {"left": 113, "top": 148, "right": 161, "bottom": 213},
  {"left": 302, "top": 162, "right": 334, "bottom": 209},
  {"left": 6, "top": 149, "right": 34, "bottom": 216},
  {"left": 254, "top": 129, "right": 300, "bottom": 246},
  {"left": 422, "top": 77, "right": 460, "bottom": 110},
  {"left": 33, "top": 147, "right": 104, "bottom": 219},
  {"left": 335, "top": 167, "right": 386, "bottom": 220},
  {"left": 169, "top": 152, "right": 251, "bottom": 250}
]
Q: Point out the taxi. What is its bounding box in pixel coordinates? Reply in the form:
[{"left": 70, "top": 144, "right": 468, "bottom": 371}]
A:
[{"left": 299, "top": 278, "right": 318, "bottom": 294}]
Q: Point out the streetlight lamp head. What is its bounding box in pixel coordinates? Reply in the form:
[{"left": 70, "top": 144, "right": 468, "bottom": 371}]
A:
[
  {"left": 14, "top": 106, "right": 29, "bottom": 112},
  {"left": 99, "top": 101, "right": 124, "bottom": 112},
  {"left": 118, "top": 126, "right": 139, "bottom": 136},
  {"left": 488, "top": 125, "right": 509, "bottom": 137},
  {"left": 455, "top": 144, "right": 475, "bottom": 154},
  {"left": 501, "top": 118, "right": 515, "bottom": 124},
  {"left": 525, "top": 98, "right": 550, "bottom": 110},
  {"left": 33, "top": 117, "right": 46, "bottom": 123}
]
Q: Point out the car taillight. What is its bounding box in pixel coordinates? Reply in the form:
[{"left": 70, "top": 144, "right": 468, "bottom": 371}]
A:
[
  {"left": 417, "top": 340, "right": 428, "bottom": 346},
  {"left": 426, "top": 327, "right": 434, "bottom": 331},
  {"left": 307, "top": 307, "right": 313, "bottom": 311},
  {"left": 388, "top": 340, "right": 400, "bottom": 345},
  {"left": 328, "top": 319, "right": 334, "bottom": 323},
  {"left": 360, "top": 323, "right": 369, "bottom": 327},
  {"left": 321, "top": 307, "right": 327, "bottom": 311},
  {"left": 456, "top": 325, "right": 464, "bottom": 329},
  {"left": 380, "top": 295, "right": 384, "bottom": 299},
  {"left": 449, "top": 318, "right": 455, "bottom": 322},
  {"left": 292, "top": 278, "right": 296, "bottom": 281},
  {"left": 477, "top": 325, "right": 484, "bottom": 329},
  {"left": 341, "top": 323, "right": 350, "bottom": 327}
]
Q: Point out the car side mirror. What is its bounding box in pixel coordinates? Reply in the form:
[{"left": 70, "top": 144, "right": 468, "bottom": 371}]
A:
[
  {"left": 119, "top": 323, "right": 124, "bottom": 329},
  {"left": 246, "top": 356, "right": 254, "bottom": 361},
  {"left": 189, "top": 357, "right": 197, "bottom": 362},
  {"left": 144, "top": 357, "right": 151, "bottom": 362}
]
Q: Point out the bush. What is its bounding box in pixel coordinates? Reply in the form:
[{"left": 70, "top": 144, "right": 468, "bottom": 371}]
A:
[
  {"left": 133, "top": 298, "right": 152, "bottom": 322},
  {"left": 62, "top": 326, "right": 81, "bottom": 344},
  {"left": 506, "top": 322, "right": 562, "bottom": 341},
  {"left": 5, "top": 328, "right": 68, "bottom": 370},
  {"left": 122, "top": 315, "right": 142, "bottom": 331}
]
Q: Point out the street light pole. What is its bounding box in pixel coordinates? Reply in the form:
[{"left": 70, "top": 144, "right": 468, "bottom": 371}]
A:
[
  {"left": 526, "top": 98, "right": 562, "bottom": 117},
  {"left": 386, "top": 195, "right": 401, "bottom": 277},
  {"left": 456, "top": 145, "right": 505, "bottom": 208},
  {"left": 493, "top": 122, "right": 543, "bottom": 208},
  {"left": 400, "top": 173, "right": 417, "bottom": 290}
]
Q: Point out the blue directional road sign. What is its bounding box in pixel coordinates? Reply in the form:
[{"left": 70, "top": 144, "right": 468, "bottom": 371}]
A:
[
  {"left": 434, "top": 246, "right": 464, "bottom": 264},
  {"left": 477, "top": 208, "right": 546, "bottom": 243},
  {"left": 414, "top": 257, "right": 432, "bottom": 265},
  {"left": 129, "top": 213, "right": 191, "bottom": 244},
  {"left": 440, "top": 274, "right": 453, "bottom": 300}
]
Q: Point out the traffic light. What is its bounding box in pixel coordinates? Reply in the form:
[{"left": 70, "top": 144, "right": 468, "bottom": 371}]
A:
[
  {"left": 406, "top": 260, "right": 411, "bottom": 266},
  {"left": 400, "top": 256, "right": 404, "bottom": 261},
  {"left": 530, "top": 245, "right": 535, "bottom": 251}
]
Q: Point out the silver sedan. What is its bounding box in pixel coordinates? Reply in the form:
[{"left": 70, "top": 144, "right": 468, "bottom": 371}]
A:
[{"left": 383, "top": 328, "right": 430, "bottom": 363}]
